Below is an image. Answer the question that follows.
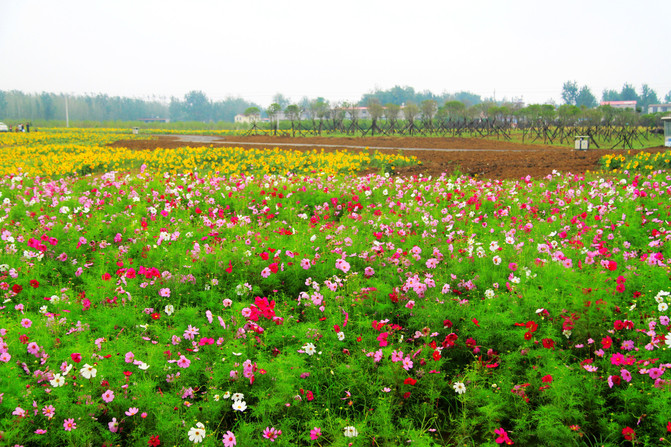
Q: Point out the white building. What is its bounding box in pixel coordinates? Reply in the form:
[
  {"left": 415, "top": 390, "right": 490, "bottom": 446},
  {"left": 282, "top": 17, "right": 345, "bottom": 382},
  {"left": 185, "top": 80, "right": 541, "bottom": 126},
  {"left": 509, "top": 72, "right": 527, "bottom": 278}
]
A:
[
  {"left": 600, "top": 100, "right": 637, "bottom": 110},
  {"left": 648, "top": 104, "right": 671, "bottom": 114}
]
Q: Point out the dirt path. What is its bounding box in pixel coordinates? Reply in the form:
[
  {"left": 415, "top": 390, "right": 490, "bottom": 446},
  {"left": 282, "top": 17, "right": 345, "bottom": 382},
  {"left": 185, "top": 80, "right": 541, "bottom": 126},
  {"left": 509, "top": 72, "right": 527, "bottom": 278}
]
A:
[{"left": 110, "top": 135, "right": 667, "bottom": 180}]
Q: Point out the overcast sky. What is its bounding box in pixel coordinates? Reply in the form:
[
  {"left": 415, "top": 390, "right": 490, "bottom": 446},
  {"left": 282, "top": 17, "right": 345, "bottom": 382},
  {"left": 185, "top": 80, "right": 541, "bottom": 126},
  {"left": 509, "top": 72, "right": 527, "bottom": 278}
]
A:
[{"left": 1, "top": 0, "right": 669, "bottom": 107}]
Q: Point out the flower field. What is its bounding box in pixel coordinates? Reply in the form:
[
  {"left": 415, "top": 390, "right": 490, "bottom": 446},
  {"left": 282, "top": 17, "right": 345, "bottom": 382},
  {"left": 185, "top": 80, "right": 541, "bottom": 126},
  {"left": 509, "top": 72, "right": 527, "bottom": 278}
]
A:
[
  {"left": 0, "top": 129, "right": 418, "bottom": 178},
  {"left": 1, "top": 130, "right": 670, "bottom": 446}
]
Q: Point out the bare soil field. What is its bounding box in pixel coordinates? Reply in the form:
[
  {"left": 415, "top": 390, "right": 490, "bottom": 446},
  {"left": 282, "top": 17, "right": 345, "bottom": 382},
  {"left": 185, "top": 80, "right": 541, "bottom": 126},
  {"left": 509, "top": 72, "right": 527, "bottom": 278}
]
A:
[{"left": 109, "top": 135, "right": 669, "bottom": 180}]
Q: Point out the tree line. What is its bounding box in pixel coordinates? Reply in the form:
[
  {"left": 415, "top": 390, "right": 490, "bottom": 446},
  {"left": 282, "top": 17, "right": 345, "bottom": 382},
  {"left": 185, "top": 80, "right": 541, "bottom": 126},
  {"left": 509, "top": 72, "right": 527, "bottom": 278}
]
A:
[
  {"left": 561, "top": 81, "right": 671, "bottom": 111},
  {"left": 0, "top": 90, "right": 260, "bottom": 124},
  {"left": 1, "top": 82, "right": 669, "bottom": 125}
]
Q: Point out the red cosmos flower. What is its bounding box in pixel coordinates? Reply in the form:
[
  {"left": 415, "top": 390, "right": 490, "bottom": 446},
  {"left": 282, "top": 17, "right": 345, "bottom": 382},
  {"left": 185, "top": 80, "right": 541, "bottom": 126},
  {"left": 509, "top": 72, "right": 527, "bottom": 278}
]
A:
[
  {"left": 269, "top": 263, "right": 279, "bottom": 273},
  {"left": 29, "top": 280, "right": 39, "bottom": 288},
  {"left": 433, "top": 350, "right": 441, "bottom": 361},
  {"left": 542, "top": 338, "right": 555, "bottom": 350},
  {"left": 151, "top": 313, "right": 160, "bottom": 320},
  {"left": 443, "top": 319, "right": 453, "bottom": 329},
  {"left": 541, "top": 375, "right": 553, "bottom": 383},
  {"left": 404, "top": 377, "right": 417, "bottom": 386},
  {"left": 260, "top": 252, "right": 270, "bottom": 260},
  {"left": 148, "top": 435, "right": 161, "bottom": 446},
  {"left": 101, "top": 273, "right": 112, "bottom": 281},
  {"left": 334, "top": 324, "right": 341, "bottom": 333},
  {"left": 71, "top": 353, "right": 82, "bottom": 363},
  {"left": 12, "top": 284, "right": 22, "bottom": 294},
  {"left": 614, "top": 320, "right": 624, "bottom": 330},
  {"left": 403, "top": 392, "right": 411, "bottom": 399},
  {"left": 19, "top": 334, "right": 29, "bottom": 344},
  {"left": 524, "top": 331, "right": 533, "bottom": 341},
  {"left": 472, "top": 318, "right": 480, "bottom": 327},
  {"left": 607, "top": 260, "right": 617, "bottom": 271},
  {"left": 622, "top": 426, "right": 636, "bottom": 440},
  {"left": 602, "top": 336, "right": 613, "bottom": 349},
  {"left": 667, "top": 421, "right": 671, "bottom": 432},
  {"left": 225, "top": 261, "right": 233, "bottom": 274}
]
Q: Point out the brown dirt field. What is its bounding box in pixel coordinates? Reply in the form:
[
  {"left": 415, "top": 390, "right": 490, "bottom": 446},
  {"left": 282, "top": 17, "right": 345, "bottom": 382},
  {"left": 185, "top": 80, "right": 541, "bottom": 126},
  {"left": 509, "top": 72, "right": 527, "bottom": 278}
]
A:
[{"left": 109, "top": 135, "right": 669, "bottom": 180}]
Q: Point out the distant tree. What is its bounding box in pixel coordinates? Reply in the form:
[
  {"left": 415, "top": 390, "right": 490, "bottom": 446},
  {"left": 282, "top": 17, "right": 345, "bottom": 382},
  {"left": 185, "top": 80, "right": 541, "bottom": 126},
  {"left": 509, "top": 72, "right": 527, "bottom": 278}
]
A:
[
  {"left": 557, "top": 104, "right": 581, "bottom": 124},
  {"left": 597, "top": 105, "right": 617, "bottom": 125},
  {"left": 284, "top": 104, "right": 302, "bottom": 122},
  {"left": 366, "top": 99, "right": 384, "bottom": 121},
  {"left": 402, "top": 101, "right": 420, "bottom": 122},
  {"left": 452, "top": 91, "right": 481, "bottom": 107},
  {"left": 243, "top": 107, "right": 260, "bottom": 123},
  {"left": 561, "top": 81, "right": 579, "bottom": 105},
  {"left": 665, "top": 91, "right": 671, "bottom": 103},
  {"left": 40, "top": 92, "right": 55, "bottom": 120},
  {"left": 366, "top": 99, "right": 384, "bottom": 135},
  {"left": 576, "top": 86, "right": 597, "bottom": 108},
  {"left": 272, "top": 93, "right": 290, "bottom": 109},
  {"left": 244, "top": 106, "right": 260, "bottom": 117},
  {"left": 266, "top": 103, "right": 282, "bottom": 122},
  {"left": 183, "top": 90, "right": 211, "bottom": 121},
  {"left": 307, "top": 98, "right": 329, "bottom": 122},
  {"left": 602, "top": 89, "right": 620, "bottom": 102},
  {"left": 420, "top": 99, "right": 438, "bottom": 124},
  {"left": 0, "top": 90, "right": 6, "bottom": 116},
  {"left": 384, "top": 103, "right": 401, "bottom": 122},
  {"left": 619, "top": 83, "right": 639, "bottom": 102},
  {"left": 639, "top": 84, "right": 659, "bottom": 111},
  {"left": 439, "top": 100, "right": 467, "bottom": 120},
  {"left": 169, "top": 97, "right": 185, "bottom": 121}
]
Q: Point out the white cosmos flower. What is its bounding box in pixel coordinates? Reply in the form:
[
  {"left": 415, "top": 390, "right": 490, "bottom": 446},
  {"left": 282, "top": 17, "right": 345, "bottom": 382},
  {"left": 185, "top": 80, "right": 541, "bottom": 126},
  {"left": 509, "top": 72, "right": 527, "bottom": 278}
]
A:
[
  {"left": 302, "top": 343, "right": 317, "bottom": 355},
  {"left": 343, "top": 426, "right": 358, "bottom": 437},
  {"left": 232, "top": 400, "right": 247, "bottom": 412},
  {"left": 231, "top": 393, "right": 244, "bottom": 402},
  {"left": 49, "top": 373, "right": 65, "bottom": 387},
  {"left": 80, "top": 363, "right": 97, "bottom": 379},
  {"left": 453, "top": 382, "right": 466, "bottom": 394},
  {"left": 188, "top": 422, "right": 206, "bottom": 443}
]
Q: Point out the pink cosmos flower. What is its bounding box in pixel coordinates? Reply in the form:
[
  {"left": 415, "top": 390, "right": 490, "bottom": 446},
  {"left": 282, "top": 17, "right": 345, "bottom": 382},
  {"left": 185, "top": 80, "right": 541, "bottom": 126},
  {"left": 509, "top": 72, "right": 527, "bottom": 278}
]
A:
[
  {"left": 42, "top": 405, "right": 55, "bottom": 419},
  {"left": 27, "top": 342, "right": 40, "bottom": 355},
  {"left": 335, "top": 259, "right": 350, "bottom": 273},
  {"left": 108, "top": 417, "right": 119, "bottom": 433},
  {"left": 620, "top": 369, "right": 632, "bottom": 382},
  {"left": 177, "top": 355, "right": 191, "bottom": 368},
  {"left": 310, "top": 427, "right": 322, "bottom": 440},
  {"left": 35, "top": 429, "right": 47, "bottom": 434},
  {"left": 377, "top": 332, "right": 389, "bottom": 347},
  {"left": 300, "top": 258, "right": 311, "bottom": 270},
  {"left": 125, "top": 407, "right": 139, "bottom": 416},
  {"left": 102, "top": 390, "right": 115, "bottom": 403},
  {"left": 495, "top": 427, "right": 513, "bottom": 444},
  {"left": 63, "top": 418, "right": 76, "bottom": 431},
  {"left": 263, "top": 426, "right": 282, "bottom": 441},
  {"left": 222, "top": 430, "right": 237, "bottom": 446},
  {"left": 159, "top": 288, "right": 171, "bottom": 297},
  {"left": 0, "top": 352, "right": 11, "bottom": 362},
  {"left": 21, "top": 318, "right": 32, "bottom": 328}
]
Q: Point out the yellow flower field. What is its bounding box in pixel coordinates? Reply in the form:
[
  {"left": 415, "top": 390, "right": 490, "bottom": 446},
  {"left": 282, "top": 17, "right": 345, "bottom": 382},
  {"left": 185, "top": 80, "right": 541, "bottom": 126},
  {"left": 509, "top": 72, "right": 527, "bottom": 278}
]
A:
[{"left": 0, "top": 128, "right": 419, "bottom": 178}]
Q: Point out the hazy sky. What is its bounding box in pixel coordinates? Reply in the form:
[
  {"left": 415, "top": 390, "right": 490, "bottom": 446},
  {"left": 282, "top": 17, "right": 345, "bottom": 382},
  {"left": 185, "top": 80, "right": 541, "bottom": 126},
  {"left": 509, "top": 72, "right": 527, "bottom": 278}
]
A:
[{"left": 2, "top": 0, "right": 670, "bottom": 107}]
